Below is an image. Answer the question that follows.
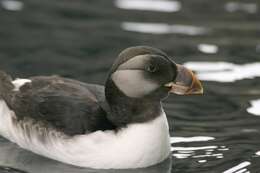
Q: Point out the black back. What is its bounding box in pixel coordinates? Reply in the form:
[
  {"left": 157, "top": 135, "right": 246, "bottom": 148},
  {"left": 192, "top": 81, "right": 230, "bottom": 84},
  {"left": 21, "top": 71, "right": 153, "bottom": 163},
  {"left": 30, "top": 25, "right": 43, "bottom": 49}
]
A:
[{"left": 6, "top": 76, "right": 115, "bottom": 136}]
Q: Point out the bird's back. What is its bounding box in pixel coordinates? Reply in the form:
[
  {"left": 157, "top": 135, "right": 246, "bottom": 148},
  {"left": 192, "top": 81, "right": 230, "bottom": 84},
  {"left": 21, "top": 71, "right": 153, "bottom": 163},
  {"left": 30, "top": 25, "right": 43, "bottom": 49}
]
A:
[{"left": 0, "top": 73, "right": 114, "bottom": 136}]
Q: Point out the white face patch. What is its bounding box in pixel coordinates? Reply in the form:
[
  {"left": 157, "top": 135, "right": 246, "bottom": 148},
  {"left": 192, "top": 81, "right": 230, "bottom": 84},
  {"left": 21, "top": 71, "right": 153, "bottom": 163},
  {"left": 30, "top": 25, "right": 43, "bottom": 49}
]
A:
[
  {"left": 111, "top": 54, "right": 161, "bottom": 98},
  {"left": 111, "top": 70, "right": 159, "bottom": 98}
]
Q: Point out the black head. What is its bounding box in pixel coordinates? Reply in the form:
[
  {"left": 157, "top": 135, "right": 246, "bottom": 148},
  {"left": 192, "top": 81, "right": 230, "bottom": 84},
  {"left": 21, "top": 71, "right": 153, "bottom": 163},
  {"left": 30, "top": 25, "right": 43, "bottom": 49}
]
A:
[
  {"left": 105, "top": 46, "right": 203, "bottom": 126},
  {"left": 107, "top": 46, "right": 178, "bottom": 100}
]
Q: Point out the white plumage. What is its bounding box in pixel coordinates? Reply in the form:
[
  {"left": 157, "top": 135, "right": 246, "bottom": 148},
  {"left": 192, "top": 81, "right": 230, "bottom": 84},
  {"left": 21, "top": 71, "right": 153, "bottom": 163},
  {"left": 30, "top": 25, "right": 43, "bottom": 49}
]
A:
[{"left": 11, "top": 78, "right": 32, "bottom": 91}]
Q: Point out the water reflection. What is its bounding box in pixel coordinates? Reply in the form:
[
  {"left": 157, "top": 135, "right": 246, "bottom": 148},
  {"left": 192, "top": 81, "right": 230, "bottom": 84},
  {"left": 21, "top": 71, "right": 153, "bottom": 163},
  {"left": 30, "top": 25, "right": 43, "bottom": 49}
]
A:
[
  {"left": 115, "top": 0, "right": 181, "bottom": 12},
  {"left": 197, "top": 44, "right": 218, "bottom": 54},
  {"left": 256, "top": 44, "right": 260, "bottom": 53},
  {"left": 0, "top": 0, "right": 23, "bottom": 11},
  {"left": 172, "top": 145, "right": 219, "bottom": 159},
  {"left": 170, "top": 136, "right": 228, "bottom": 162},
  {"left": 197, "top": 160, "right": 206, "bottom": 163},
  {"left": 247, "top": 99, "right": 260, "bottom": 116},
  {"left": 223, "top": 161, "right": 251, "bottom": 173},
  {"left": 171, "top": 136, "right": 215, "bottom": 143},
  {"left": 0, "top": 166, "right": 26, "bottom": 173},
  {"left": 184, "top": 62, "right": 260, "bottom": 82},
  {"left": 225, "top": 2, "right": 258, "bottom": 14},
  {"left": 121, "top": 22, "right": 209, "bottom": 35},
  {"left": 0, "top": 138, "right": 172, "bottom": 173}
]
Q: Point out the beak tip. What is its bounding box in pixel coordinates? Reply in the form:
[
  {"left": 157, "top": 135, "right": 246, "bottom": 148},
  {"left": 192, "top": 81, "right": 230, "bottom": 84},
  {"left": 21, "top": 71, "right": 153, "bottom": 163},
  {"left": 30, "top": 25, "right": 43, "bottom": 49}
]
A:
[
  {"left": 166, "top": 64, "right": 204, "bottom": 96},
  {"left": 193, "top": 88, "right": 204, "bottom": 95},
  {"left": 185, "top": 86, "right": 203, "bottom": 95},
  {"left": 189, "top": 79, "right": 204, "bottom": 95}
]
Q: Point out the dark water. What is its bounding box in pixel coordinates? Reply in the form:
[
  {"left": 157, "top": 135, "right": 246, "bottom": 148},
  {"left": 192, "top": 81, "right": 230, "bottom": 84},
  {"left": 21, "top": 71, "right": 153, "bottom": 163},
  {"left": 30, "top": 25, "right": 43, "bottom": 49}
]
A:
[{"left": 0, "top": 0, "right": 260, "bottom": 172}]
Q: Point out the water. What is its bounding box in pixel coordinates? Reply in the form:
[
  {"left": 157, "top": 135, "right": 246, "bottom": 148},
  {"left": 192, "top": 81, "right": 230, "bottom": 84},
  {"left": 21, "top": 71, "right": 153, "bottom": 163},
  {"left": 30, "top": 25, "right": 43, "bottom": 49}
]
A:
[{"left": 0, "top": 0, "right": 260, "bottom": 172}]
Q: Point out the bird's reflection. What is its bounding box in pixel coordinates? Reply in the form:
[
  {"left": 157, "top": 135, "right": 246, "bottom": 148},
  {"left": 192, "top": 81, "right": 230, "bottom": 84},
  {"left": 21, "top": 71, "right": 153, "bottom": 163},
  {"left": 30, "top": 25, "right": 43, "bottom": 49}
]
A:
[{"left": 0, "top": 137, "right": 172, "bottom": 173}]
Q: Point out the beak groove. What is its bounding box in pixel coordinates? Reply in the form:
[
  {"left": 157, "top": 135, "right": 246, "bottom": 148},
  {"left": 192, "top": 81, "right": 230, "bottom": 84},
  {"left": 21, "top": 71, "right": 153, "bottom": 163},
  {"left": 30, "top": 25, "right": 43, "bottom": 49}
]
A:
[{"left": 165, "top": 64, "right": 203, "bottom": 95}]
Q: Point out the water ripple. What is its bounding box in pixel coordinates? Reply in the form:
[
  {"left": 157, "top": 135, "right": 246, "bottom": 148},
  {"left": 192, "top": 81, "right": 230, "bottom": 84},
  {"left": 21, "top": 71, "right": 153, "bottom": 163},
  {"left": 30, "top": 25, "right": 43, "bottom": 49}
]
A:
[
  {"left": 171, "top": 145, "right": 228, "bottom": 161},
  {"left": 223, "top": 161, "right": 251, "bottom": 173},
  {"left": 121, "top": 22, "right": 209, "bottom": 35},
  {"left": 172, "top": 145, "right": 218, "bottom": 151},
  {"left": 225, "top": 2, "right": 258, "bottom": 14},
  {"left": 171, "top": 136, "right": 215, "bottom": 143},
  {"left": 184, "top": 62, "right": 260, "bottom": 82},
  {"left": 115, "top": 0, "right": 181, "bottom": 12},
  {"left": 247, "top": 99, "right": 260, "bottom": 116},
  {"left": 170, "top": 136, "right": 229, "bottom": 163},
  {"left": 1, "top": 0, "right": 23, "bottom": 11},
  {"left": 198, "top": 44, "right": 218, "bottom": 54}
]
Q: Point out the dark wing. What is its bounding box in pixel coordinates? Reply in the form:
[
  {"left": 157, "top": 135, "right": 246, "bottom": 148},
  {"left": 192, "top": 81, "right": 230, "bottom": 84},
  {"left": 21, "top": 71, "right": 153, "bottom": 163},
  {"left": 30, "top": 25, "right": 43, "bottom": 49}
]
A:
[{"left": 8, "top": 76, "right": 115, "bottom": 136}]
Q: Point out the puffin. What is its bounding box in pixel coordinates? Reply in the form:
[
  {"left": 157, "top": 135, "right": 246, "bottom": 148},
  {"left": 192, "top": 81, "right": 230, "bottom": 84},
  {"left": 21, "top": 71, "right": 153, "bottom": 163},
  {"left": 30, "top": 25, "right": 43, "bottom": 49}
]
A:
[{"left": 0, "top": 46, "right": 203, "bottom": 169}]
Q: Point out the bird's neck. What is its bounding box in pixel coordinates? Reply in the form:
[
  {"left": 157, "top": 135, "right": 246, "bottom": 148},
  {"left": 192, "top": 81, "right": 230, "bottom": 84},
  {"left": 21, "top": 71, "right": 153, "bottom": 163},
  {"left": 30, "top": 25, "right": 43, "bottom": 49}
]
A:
[{"left": 105, "top": 79, "right": 162, "bottom": 127}]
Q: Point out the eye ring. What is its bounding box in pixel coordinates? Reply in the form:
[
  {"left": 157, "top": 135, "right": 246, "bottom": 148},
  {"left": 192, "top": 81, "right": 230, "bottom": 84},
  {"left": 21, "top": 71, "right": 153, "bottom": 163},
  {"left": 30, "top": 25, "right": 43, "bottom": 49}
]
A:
[{"left": 146, "top": 64, "right": 157, "bottom": 73}]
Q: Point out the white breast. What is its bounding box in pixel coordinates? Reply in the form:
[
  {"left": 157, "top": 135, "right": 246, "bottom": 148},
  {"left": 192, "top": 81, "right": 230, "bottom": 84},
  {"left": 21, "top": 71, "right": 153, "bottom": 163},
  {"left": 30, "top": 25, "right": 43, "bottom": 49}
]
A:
[{"left": 0, "top": 99, "right": 171, "bottom": 169}]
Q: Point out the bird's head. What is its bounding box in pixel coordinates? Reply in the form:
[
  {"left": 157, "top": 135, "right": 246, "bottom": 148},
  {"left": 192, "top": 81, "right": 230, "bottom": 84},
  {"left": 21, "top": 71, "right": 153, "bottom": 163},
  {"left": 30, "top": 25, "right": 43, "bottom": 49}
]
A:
[{"left": 106, "top": 46, "right": 203, "bottom": 101}]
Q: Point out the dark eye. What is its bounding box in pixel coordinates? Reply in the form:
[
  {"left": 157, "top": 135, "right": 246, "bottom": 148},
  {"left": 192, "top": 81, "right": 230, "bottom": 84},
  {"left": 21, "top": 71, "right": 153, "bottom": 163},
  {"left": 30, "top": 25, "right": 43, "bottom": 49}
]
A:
[{"left": 146, "top": 64, "right": 157, "bottom": 73}]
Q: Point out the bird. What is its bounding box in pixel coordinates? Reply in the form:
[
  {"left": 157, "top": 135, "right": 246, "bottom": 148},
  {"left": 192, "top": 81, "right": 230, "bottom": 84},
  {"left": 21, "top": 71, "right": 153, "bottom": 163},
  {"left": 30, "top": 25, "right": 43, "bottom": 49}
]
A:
[{"left": 0, "top": 46, "right": 203, "bottom": 169}]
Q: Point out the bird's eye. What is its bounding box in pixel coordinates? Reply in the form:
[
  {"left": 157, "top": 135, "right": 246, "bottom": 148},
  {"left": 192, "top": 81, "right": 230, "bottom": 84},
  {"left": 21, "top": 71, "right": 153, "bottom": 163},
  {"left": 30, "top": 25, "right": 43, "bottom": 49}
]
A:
[{"left": 146, "top": 64, "right": 157, "bottom": 73}]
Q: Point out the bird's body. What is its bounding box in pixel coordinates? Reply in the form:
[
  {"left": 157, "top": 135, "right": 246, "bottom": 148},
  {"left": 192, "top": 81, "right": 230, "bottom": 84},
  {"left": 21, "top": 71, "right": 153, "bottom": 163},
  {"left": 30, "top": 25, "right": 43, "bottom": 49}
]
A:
[
  {"left": 0, "top": 46, "right": 203, "bottom": 169},
  {"left": 0, "top": 80, "right": 170, "bottom": 168}
]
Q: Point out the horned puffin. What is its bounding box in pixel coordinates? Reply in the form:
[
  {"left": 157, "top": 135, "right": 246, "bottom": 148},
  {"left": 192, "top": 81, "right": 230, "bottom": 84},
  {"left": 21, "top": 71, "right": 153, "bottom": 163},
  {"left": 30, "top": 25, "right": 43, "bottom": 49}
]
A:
[{"left": 0, "top": 46, "right": 203, "bottom": 169}]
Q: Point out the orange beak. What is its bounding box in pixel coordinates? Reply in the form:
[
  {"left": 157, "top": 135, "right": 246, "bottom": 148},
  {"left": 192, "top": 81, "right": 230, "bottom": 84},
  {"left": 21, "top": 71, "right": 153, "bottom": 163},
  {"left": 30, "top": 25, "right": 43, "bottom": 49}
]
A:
[{"left": 165, "top": 64, "right": 203, "bottom": 95}]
